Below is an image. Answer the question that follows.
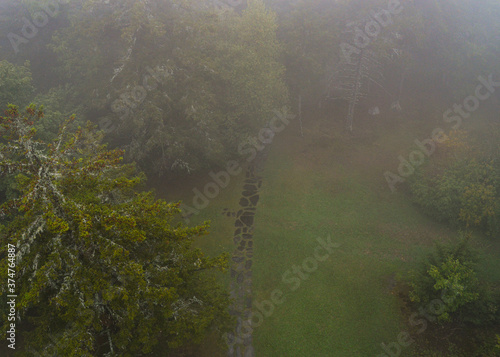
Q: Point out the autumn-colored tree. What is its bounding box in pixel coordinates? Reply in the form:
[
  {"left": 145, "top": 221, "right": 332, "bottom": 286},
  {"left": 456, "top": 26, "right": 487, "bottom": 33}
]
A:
[
  {"left": 0, "top": 105, "right": 231, "bottom": 356},
  {"left": 410, "top": 130, "right": 500, "bottom": 236}
]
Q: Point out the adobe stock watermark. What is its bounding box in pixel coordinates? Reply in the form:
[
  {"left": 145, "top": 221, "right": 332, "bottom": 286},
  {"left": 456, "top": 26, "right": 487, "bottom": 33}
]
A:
[
  {"left": 7, "top": 0, "right": 70, "bottom": 54},
  {"left": 180, "top": 107, "right": 296, "bottom": 223},
  {"left": 99, "top": 65, "right": 172, "bottom": 134},
  {"left": 341, "top": 0, "right": 403, "bottom": 64},
  {"left": 226, "top": 235, "right": 341, "bottom": 350},
  {"left": 377, "top": 289, "right": 461, "bottom": 357},
  {"left": 210, "top": 0, "right": 245, "bottom": 15},
  {"left": 213, "top": 0, "right": 244, "bottom": 9},
  {"left": 384, "top": 74, "right": 500, "bottom": 192}
]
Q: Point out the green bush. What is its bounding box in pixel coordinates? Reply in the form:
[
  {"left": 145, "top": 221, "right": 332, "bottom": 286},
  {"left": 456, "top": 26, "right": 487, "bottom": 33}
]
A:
[
  {"left": 409, "top": 236, "right": 499, "bottom": 326},
  {"left": 410, "top": 158, "right": 500, "bottom": 236}
]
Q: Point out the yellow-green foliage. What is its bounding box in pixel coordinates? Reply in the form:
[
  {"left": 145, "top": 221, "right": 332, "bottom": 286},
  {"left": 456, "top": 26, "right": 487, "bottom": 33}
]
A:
[
  {"left": 408, "top": 236, "right": 498, "bottom": 326},
  {"left": 410, "top": 131, "right": 500, "bottom": 236},
  {"left": 0, "top": 105, "right": 231, "bottom": 356}
]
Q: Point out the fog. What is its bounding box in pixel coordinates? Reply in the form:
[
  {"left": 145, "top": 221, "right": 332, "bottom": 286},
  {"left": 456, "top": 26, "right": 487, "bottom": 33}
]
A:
[{"left": 0, "top": 0, "right": 499, "bottom": 356}]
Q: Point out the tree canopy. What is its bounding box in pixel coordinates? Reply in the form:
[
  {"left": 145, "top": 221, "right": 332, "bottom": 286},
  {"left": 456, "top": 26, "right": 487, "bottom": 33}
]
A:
[{"left": 0, "top": 105, "right": 231, "bottom": 356}]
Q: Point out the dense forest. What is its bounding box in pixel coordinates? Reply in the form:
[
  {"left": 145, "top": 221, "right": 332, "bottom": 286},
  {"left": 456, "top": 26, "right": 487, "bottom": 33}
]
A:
[{"left": 0, "top": 0, "right": 499, "bottom": 356}]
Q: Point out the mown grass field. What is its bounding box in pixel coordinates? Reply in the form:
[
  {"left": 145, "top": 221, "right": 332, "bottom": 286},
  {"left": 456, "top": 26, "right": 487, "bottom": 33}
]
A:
[
  {"left": 248, "top": 110, "right": 447, "bottom": 356},
  {"left": 150, "top": 102, "right": 500, "bottom": 356}
]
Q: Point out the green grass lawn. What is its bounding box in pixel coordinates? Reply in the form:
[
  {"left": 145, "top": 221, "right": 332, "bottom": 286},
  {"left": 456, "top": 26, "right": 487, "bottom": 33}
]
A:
[
  {"left": 249, "top": 114, "right": 435, "bottom": 356},
  {"left": 149, "top": 105, "right": 500, "bottom": 356}
]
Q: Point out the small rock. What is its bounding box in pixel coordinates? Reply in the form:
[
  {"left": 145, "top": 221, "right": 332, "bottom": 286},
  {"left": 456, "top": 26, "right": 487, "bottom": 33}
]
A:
[
  {"left": 249, "top": 195, "right": 259, "bottom": 206},
  {"left": 240, "top": 215, "right": 254, "bottom": 226},
  {"left": 239, "top": 197, "right": 249, "bottom": 207},
  {"left": 232, "top": 256, "right": 244, "bottom": 263}
]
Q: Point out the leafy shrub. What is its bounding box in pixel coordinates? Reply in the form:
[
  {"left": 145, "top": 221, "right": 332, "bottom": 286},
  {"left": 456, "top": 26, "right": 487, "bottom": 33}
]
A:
[
  {"left": 409, "top": 236, "right": 499, "bottom": 326},
  {"left": 410, "top": 137, "right": 500, "bottom": 236}
]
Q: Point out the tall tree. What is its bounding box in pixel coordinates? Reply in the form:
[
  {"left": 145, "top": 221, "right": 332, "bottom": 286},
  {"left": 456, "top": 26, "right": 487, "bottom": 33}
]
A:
[
  {"left": 48, "top": 0, "right": 288, "bottom": 175},
  {"left": 0, "top": 105, "right": 231, "bottom": 356},
  {"left": 0, "top": 60, "right": 34, "bottom": 108},
  {"left": 275, "top": 0, "right": 342, "bottom": 109}
]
